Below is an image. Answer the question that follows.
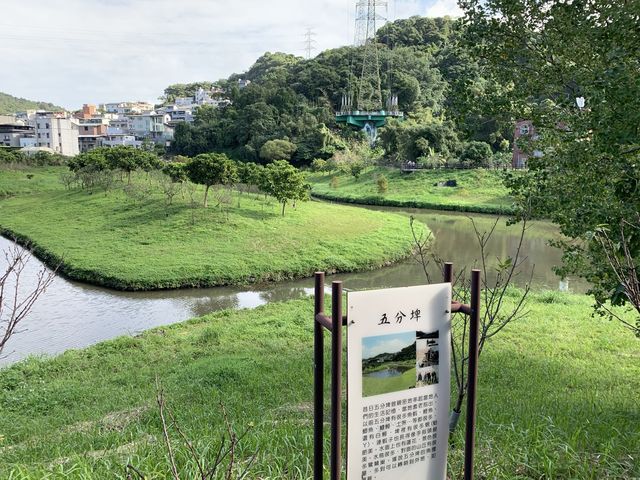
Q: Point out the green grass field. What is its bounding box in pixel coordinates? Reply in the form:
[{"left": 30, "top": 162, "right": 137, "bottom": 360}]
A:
[
  {"left": 362, "top": 361, "right": 416, "bottom": 397},
  {"left": 0, "top": 165, "right": 65, "bottom": 197},
  {"left": 0, "top": 291, "right": 638, "bottom": 478},
  {"left": 0, "top": 167, "right": 422, "bottom": 290},
  {"left": 308, "top": 167, "right": 515, "bottom": 214}
]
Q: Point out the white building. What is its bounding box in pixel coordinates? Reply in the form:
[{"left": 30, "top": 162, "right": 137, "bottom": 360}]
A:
[
  {"left": 103, "top": 128, "right": 143, "bottom": 149},
  {"left": 129, "top": 112, "right": 173, "bottom": 143},
  {"left": 161, "top": 105, "right": 195, "bottom": 123},
  {"left": 34, "top": 112, "right": 79, "bottom": 156},
  {"left": 102, "top": 102, "right": 154, "bottom": 115},
  {"left": 0, "top": 123, "right": 34, "bottom": 148},
  {"left": 108, "top": 116, "right": 131, "bottom": 131}
]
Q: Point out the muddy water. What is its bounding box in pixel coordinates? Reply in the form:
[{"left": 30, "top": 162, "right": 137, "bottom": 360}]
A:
[{"left": 0, "top": 207, "right": 583, "bottom": 366}]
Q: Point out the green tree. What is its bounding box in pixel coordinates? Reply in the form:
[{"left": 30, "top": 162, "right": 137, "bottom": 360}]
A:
[
  {"left": 103, "top": 146, "right": 158, "bottom": 183},
  {"left": 459, "top": 141, "right": 492, "bottom": 168},
  {"left": 259, "top": 139, "right": 297, "bottom": 162},
  {"left": 237, "top": 161, "right": 264, "bottom": 190},
  {"left": 162, "top": 162, "right": 187, "bottom": 183},
  {"left": 185, "top": 153, "right": 239, "bottom": 207},
  {"left": 262, "top": 160, "right": 309, "bottom": 216},
  {"left": 68, "top": 149, "right": 109, "bottom": 172},
  {"left": 461, "top": 0, "right": 640, "bottom": 335}
]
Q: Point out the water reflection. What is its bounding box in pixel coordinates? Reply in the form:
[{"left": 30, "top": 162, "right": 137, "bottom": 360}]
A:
[{"left": 0, "top": 208, "right": 583, "bottom": 366}]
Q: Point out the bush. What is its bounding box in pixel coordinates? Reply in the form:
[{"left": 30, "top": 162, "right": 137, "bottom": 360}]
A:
[
  {"left": 311, "top": 158, "right": 328, "bottom": 172},
  {"left": 377, "top": 174, "right": 388, "bottom": 194},
  {"left": 459, "top": 141, "right": 493, "bottom": 168}
]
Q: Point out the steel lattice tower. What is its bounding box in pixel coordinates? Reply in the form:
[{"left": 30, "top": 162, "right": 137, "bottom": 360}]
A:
[
  {"left": 336, "top": 0, "right": 402, "bottom": 145},
  {"left": 355, "top": 0, "right": 387, "bottom": 111}
]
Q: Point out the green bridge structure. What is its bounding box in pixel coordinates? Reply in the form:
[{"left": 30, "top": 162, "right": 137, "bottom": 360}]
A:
[
  {"left": 335, "top": 110, "right": 404, "bottom": 129},
  {"left": 335, "top": 102, "right": 404, "bottom": 145}
]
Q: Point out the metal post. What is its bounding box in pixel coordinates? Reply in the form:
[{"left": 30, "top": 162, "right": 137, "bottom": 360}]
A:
[
  {"left": 314, "top": 272, "right": 325, "bottom": 480},
  {"left": 443, "top": 262, "right": 453, "bottom": 284},
  {"left": 464, "top": 269, "right": 481, "bottom": 480},
  {"left": 330, "top": 281, "right": 343, "bottom": 480}
]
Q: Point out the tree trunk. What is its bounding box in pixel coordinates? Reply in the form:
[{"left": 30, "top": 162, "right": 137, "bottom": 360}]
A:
[
  {"left": 204, "top": 185, "right": 210, "bottom": 207},
  {"left": 281, "top": 200, "right": 286, "bottom": 217},
  {"left": 127, "top": 170, "right": 132, "bottom": 185}
]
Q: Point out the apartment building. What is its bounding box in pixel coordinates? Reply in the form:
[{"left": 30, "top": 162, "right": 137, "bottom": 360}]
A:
[
  {"left": 130, "top": 111, "right": 173, "bottom": 143},
  {"left": 34, "top": 112, "right": 79, "bottom": 156}
]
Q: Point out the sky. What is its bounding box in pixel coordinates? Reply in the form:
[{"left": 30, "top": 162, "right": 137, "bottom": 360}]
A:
[
  {"left": 1, "top": 0, "right": 462, "bottom": 109},
  {"left": 362, "top": 331, "right": 416, "bottom": 359}
]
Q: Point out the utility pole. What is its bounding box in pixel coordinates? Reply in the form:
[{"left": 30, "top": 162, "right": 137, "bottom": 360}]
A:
[{"left": 304, "top": 27, "right": 317, "bottom": 60}]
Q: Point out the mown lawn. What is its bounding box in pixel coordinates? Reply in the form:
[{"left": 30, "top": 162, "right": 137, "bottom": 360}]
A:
[
  {"left": 0, "top": 291, "right": 638, "bottom": 479},
  {"left": 0, "top": 165, "right": 65, "bottom": 197},
  {"left": 0, "top": 167, "right": 421, "bottom": 289},
  {"left": 308, "top": 167, "right": 515, "bottom": 214},
  {"left": 362, "top": 362, "right": 416, "bottom": 397}
]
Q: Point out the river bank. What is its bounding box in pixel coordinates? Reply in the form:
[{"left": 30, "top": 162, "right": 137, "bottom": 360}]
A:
[
  {"left": 0, "top": 205, "right": 581, "bottom": 366},
  {"left": 0, "top": 167, "right": 421, "bottom": 290},
  {"left": 308, "top": 167, "right": 515, "bottom": 215},
  {"left": 1, "top": 292, "right": 638, "bottom": 478}
]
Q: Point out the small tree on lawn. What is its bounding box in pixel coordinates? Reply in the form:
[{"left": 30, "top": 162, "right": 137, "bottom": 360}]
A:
[
  {"left": 103, "top": 146, "right": 158, "bottom": 184},
  {"left": 262, "top": 160, "right": 309, "bottom": 216},
  {"left": 237, "top": 162, "right": 264, "bottom": 194},
  {"left": 162, "top": 162, "right": 187, "bottom": 183},
  {"left": 185, "top": 153, "right": 238, "bottom": 207}
]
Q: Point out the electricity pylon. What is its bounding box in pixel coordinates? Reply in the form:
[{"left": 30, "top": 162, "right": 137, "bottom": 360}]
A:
[
  {"left": 355, "top": 1, "right": 387, "bottom": 111},
  {"left": 304, "top": 28, "right": 317, "bottom": 60}
]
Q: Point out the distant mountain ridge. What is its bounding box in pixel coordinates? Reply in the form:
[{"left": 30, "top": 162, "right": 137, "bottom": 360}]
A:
[
  {"left": 0, "top": 92, "right": 63, "bottom": 115},
  {"left": 362, "top": 342, "right": 416, "bottom": 369}
]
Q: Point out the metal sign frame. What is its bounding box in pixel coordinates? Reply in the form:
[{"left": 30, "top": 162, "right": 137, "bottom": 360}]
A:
[{"left": 313, "top": 263, "right": 481, "bottom": 480}]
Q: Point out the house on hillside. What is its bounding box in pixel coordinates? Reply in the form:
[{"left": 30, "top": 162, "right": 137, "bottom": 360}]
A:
[{"left": 512, "top": 120, "right": 544, "bottom": 168}]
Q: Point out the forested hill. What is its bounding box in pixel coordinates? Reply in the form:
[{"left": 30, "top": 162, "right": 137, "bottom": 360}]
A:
[
  {"left": 0, "top": 92, "right": 63, "bottom": 115},
  {"left": 169, "top": 16, "right": 506, "bottom": 167}
]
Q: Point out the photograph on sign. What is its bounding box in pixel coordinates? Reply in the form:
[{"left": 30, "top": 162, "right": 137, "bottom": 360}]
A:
[
  {"left": 347, "top": 283, "right": 451, "bottom": 480},
  {"left": 361, "top": 332, "right": 416, "bottom": 398},
  {"left": 416, "top": 330, "right": 439, "bottom": 387}
]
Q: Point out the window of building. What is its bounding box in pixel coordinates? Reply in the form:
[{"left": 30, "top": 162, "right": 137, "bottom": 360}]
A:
[
  {"left": 84, "top": 126, "right": 89, "bottom": 131},
  {"left": 37, "top": 133, "right": 41, "bottom": 138},
  {"left": 46, "top": 123, "right": 50, "bottom": 129},
  {"left": 46, "top": 133, "right": 50, "bottom": 138}
]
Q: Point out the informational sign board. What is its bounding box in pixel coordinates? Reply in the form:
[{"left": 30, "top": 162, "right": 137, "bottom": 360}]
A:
[{"left": 347, "top": 283, "right": 451, "bottom": 480}]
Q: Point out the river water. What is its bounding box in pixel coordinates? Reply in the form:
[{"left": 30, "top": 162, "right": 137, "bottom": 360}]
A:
[{"left": 0, "top": 205, "right": 584, "bottom": 366}]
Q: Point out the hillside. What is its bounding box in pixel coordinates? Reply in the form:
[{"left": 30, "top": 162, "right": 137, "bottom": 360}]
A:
[{"left": 0, "top": 91, "right": 63, "bottom": 115}]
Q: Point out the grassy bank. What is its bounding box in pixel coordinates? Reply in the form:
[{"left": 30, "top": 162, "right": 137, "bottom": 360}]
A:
[
  {"left": 362, "top": 361, "right": 416, "bottom": 397},
  {"left": 0, "top": 291, "right": 638, "bottom": 478},
  {"left": 0, "top": 167, "right": 422, "bottom": 290},
  {"left": 308, "top": 167, "right": 515, "bottom": 214},
  {"left": 0, "top": 166, "right": 65, "bottom": 197}
]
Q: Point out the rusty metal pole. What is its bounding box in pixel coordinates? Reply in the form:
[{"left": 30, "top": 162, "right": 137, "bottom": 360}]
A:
[
  {"left": 330, "top": 281, "right": 343, "bottom": 480},
  {"left": 444, "top": 262, "right": 453, "bottom": 284},
  {"left": 464, "top": 269, "right": 481, "bottom": 480},
  {"left": 314, "top": 272, "right": 325, "bottom": 480}
]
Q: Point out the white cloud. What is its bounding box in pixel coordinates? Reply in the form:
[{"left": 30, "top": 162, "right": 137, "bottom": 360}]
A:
[
  {"left": 363, "top": 333, "right": 415, "bottom": 359},
  {"left": 425, "top": 0, "right": 463, "bottom": 17},
  {"left": 0, "top": 0, "right": 449, "bottom": 108}
]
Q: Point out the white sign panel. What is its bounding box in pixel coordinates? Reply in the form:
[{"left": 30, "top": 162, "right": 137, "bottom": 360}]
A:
[{"left": 347, "top": 283, "right": 451, "bottom": 480}]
